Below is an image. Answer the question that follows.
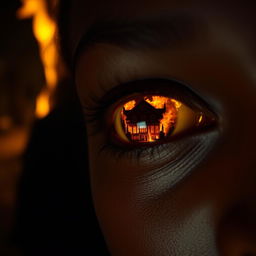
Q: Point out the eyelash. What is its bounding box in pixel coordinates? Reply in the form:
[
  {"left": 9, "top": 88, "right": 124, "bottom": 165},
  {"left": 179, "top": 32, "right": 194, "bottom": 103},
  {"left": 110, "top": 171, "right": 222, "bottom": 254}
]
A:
[
  {"left": 99, "top": 140, "right": 168, "bottom": 161},
  {"left": 83, "top": 78, "right": 218, "bottom": 159}
]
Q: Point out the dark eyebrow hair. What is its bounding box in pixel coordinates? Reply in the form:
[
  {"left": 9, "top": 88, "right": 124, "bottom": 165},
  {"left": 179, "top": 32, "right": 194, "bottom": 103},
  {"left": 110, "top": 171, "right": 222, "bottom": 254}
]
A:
[{"left": 72, "top": 15, "right": 206, "bottom": 68}]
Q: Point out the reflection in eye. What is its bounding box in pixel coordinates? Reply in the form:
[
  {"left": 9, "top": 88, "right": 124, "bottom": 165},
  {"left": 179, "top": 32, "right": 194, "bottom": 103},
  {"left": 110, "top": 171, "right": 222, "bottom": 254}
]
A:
[
  {"left": 113, "top": 95, "right": 210, "bottom": 145},
  {"left": 83, "top": 78, "right": 218, "bottom": 160}
]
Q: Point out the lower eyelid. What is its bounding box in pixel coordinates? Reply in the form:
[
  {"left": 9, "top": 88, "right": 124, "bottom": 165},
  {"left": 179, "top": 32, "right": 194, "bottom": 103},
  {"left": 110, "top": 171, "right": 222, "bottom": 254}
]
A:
[{"left": 133, "top": 129, "right": 220, "bottom": 198}]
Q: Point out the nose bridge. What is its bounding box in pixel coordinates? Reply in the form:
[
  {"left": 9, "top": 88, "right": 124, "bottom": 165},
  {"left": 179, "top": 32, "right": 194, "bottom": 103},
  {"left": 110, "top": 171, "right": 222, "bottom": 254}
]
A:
[
  {"left": 216, "top": 92, "right": 256, "bottom": 255},
  {"left": 215, "top": 83, "right": 256, "bottom": 199},
  {"left": 225, "top": 84, "right": 256, "bottom": 156},
  {"left": 240, "top": 94, "right": 256, "bottom": 159},
  {"left": 231, "top": 90, "right": 256, "bottom": 209}
]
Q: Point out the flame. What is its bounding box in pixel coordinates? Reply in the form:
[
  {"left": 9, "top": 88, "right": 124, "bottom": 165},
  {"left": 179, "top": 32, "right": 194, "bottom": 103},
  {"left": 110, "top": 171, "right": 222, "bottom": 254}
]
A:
[
  {"left": 18, "top": 0, "right": 58, "bottom": 118},
  {"left": 145, "top": 96, "right": 181, "bottom": 133},
  {"left": 171, "top": 99, "right": 182, "bottom": 109},
  {"left": 147, "top": 129, "right": 154, "bottom": 142},
  {"left": 35, "top": 89, "right": 50, "bottom": 118},
  {"left": 120, "top": 95, "right": 182, "bottom": 142},
  {"left": 124, "top": 100, "right": 136, "bottom": 110}
]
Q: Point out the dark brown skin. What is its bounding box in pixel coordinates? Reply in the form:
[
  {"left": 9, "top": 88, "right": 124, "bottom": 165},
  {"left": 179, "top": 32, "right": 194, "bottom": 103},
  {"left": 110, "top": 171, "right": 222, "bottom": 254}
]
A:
[{"left": 65, "top": 1, "right": 256, "bottom": 255}]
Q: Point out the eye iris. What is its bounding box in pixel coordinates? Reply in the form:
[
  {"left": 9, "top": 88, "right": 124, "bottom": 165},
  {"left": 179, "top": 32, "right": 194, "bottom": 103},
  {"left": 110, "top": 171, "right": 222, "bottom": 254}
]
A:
[{"left": 119, "top": 96, "right": 181, "bottom": 143}]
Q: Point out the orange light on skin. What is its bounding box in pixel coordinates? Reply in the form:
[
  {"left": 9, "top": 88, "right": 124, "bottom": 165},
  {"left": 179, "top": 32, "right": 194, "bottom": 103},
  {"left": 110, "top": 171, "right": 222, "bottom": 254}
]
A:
[{"left": 17, "top": 0, "right": 58, "bottom": 118}]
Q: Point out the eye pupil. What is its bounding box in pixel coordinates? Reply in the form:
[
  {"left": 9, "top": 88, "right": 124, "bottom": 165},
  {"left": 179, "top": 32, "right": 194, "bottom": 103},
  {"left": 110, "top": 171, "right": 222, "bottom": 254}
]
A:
[{"left": 120, "top": 96, "right": 179, "bottom": 143}]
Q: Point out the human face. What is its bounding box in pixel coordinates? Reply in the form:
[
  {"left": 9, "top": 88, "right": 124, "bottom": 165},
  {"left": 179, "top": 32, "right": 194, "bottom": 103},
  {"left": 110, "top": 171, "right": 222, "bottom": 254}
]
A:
[{"left": 68, "top": 1, "right": 256, "bottom": 255}]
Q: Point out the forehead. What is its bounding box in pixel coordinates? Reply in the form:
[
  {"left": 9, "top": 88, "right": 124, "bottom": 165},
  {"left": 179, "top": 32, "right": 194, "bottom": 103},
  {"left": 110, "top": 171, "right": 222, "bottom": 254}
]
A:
[
  {"left": 66, "top": 0, "right": 256, "bottom": 61},
  {"left": 69, "top": 0, "right": 253, "bottom": 18}
]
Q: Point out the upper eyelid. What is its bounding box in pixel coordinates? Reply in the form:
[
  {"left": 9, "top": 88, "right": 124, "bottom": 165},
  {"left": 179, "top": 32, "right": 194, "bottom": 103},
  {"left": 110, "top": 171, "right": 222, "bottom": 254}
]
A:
[
  {"left": 83, "top": 78, "right": 219, "bottom": 135},
  {"left": 83, "top": 78, "right": 215, "bottom": 113},
  {"left": 72, "top": 14, "right": 207, "bottom": 70}
]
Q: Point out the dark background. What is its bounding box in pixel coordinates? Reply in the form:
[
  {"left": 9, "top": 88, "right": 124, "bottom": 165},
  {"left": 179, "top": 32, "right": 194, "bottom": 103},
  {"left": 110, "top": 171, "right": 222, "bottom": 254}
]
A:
[
  {"left": 0, "top": 1, "right": 109, "bottom": 255},
  {"left": 0, "top": 1, "right": 43, "bottom": 255}
]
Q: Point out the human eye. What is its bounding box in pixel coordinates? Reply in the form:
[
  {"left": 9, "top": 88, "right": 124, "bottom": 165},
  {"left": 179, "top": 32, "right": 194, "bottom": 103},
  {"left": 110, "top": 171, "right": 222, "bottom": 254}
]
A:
[
  {"left": 113, "top": 95, "right": 212, "bottom": 145},
  {"left": 84, "top": 78, "right": 220, "bottom": 162}
]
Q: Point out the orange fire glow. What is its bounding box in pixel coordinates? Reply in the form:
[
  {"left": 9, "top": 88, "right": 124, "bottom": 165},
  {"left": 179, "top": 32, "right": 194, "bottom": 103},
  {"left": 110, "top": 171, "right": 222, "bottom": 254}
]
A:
[
  {"left": 124, "top": 100, "right": 136, "bottom": 110},
  {"left": 18, "top": 0, "right": 58, "bottom": 118},
  {"left": 35, "top": 89, "right": 50, "bottom": 118},
  {"left": 145, "top": 96, "right": 181, "bottom": 133},
  {"left": 121, "top": 95, "right": 182, "bottom": 143},
  {"left": 147, "top": 129, "right": 154, "bottom": 142}
]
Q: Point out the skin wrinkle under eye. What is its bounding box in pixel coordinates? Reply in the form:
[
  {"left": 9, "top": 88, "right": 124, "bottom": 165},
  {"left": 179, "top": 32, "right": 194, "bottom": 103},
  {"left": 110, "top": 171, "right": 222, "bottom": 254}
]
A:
[{"left": 134, "top": 129, "right": 220, "bottom": 199}]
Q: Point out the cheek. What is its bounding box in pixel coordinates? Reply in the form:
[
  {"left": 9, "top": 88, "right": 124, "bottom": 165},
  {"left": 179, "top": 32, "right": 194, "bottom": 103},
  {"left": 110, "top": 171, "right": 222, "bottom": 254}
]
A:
[
  {"left": 87, "top": 133, "right": 222, "bottom": 255},
  {"left": 87, "top": 116, "right": 256, "bottom": 256},
  {"left": 88, "top": 162, "right": 218, "bottom": 255}
]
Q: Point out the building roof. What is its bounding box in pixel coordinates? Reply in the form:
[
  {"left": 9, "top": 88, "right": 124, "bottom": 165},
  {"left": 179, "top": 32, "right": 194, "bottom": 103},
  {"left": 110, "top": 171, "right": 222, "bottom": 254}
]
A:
[{"left": 123, "top": 100, "right": 165, "bottom": 123}]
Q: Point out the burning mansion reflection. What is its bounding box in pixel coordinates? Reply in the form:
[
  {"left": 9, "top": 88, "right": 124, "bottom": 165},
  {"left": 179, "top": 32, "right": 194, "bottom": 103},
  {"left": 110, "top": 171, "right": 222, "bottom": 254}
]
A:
[{"left": 120, "top": 96, "right": 181, "bottom": 143}]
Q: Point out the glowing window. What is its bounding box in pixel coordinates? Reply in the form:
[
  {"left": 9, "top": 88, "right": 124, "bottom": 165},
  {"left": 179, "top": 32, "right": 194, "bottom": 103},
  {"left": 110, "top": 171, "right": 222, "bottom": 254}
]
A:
[{"left": 137, "top": 121, "right": 147, "bottom": 129}]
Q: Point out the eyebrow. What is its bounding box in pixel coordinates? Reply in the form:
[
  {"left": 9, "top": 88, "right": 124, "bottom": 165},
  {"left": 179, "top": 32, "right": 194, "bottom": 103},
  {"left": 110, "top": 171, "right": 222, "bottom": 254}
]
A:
[{"left": 73, "top": 15, "right": 205, "bottom": 66}]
